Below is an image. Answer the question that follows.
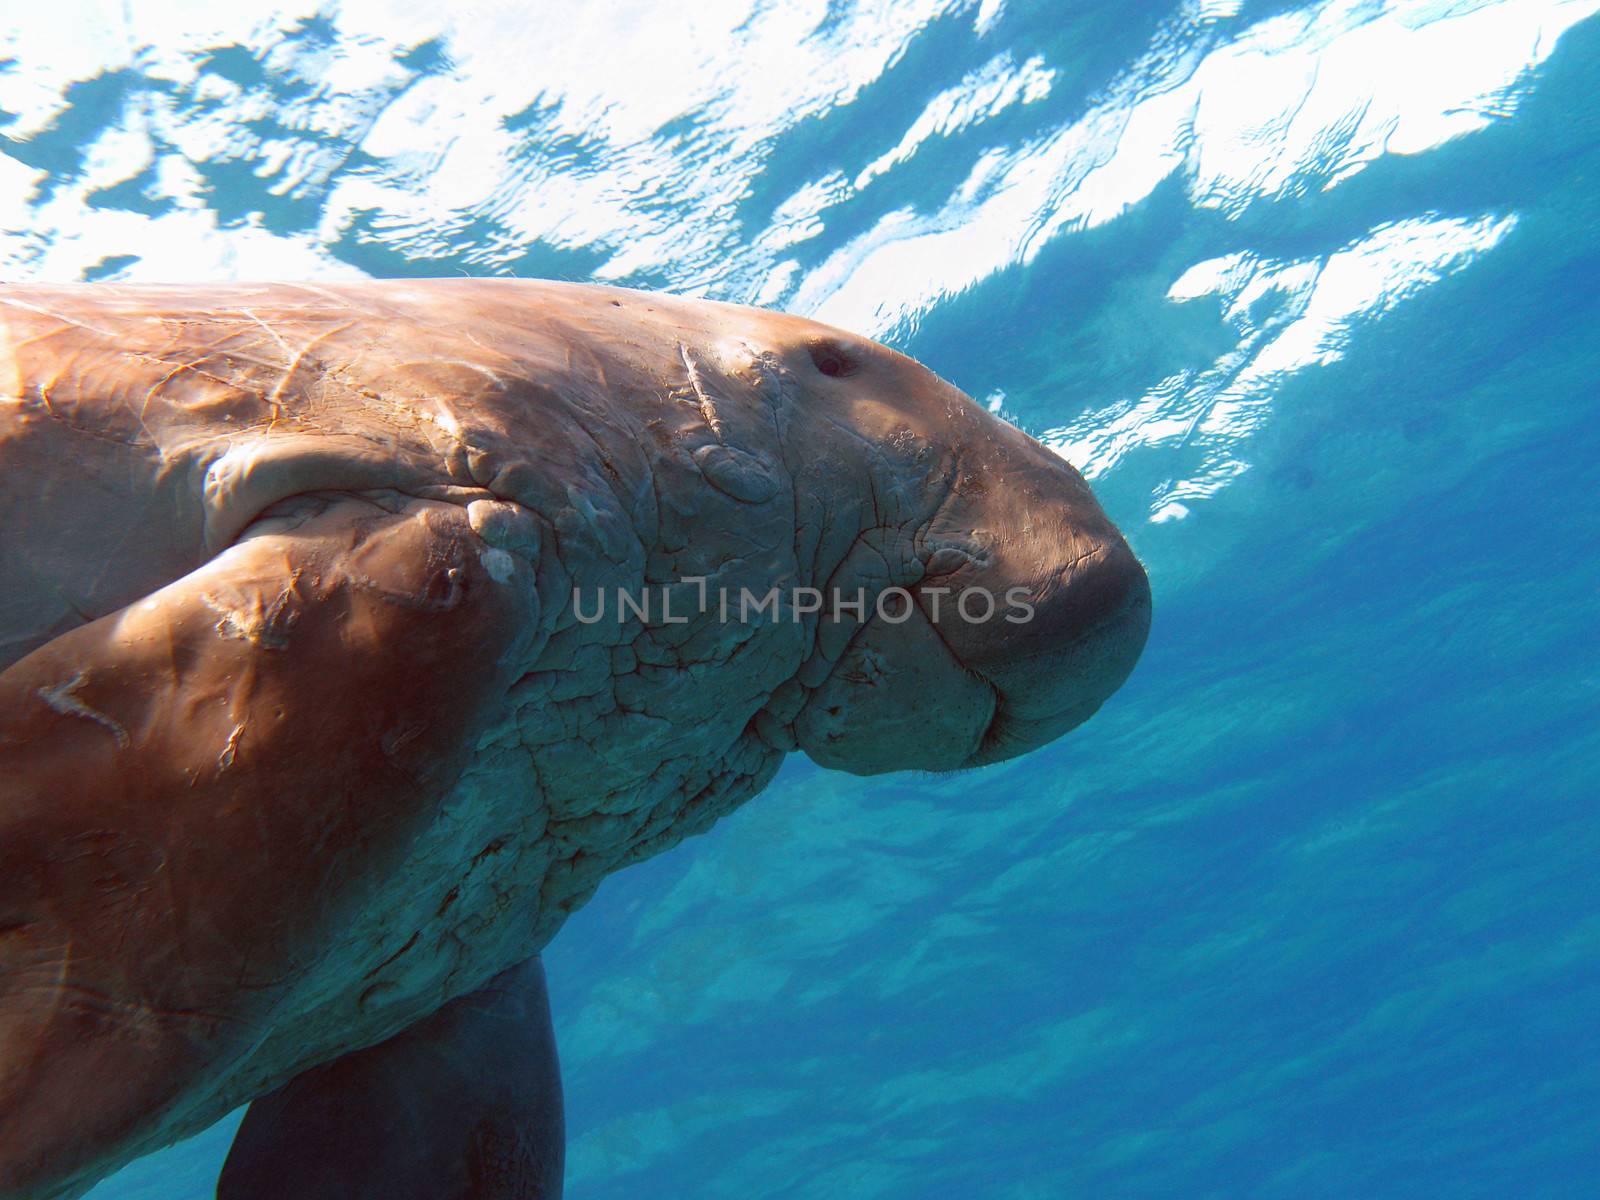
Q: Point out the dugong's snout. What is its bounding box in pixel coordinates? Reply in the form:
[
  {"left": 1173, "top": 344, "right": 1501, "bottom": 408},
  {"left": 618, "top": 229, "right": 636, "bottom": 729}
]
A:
[
  {"left": 928, "top": 436, "right": 1152, "bottom": 769},
  {"left": 789, "top": 368, "right": 1151, "bottom": 776},
  {"left": 792, "top": 511, "right": 1149, "bottom": 776},
  {"left": 958, "top": 531, "right": 1151, "bottom": 767}
]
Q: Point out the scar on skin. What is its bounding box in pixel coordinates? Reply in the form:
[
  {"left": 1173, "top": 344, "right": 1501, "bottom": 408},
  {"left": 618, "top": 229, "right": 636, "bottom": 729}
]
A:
[
  {"left": 200, "top": 573, "right": 301, "bottom": 647},
  {"left": 479, "top": 547, "right": 515, "bottom": 583},
  {"left": 353, "top": 565, "right": 464, "bottom": 612},
  {"left": 678, "top": 343, "right": 727, "bottom": 444},
  {"left": 38, "top": 669, "right": 130, "bottom": 748},
  {"left": 218, "top": 721, "right": 246, "bottom": 770}
]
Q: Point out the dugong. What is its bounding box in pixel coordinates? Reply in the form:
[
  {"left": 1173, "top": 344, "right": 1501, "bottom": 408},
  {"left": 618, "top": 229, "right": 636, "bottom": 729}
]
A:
[{"left": 0, "top": 280, "right": 1150, "bottom": 1198}]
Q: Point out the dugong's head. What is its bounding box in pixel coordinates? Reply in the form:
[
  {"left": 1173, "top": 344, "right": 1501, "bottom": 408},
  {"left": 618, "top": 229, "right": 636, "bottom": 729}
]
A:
[
  {"left": 598, "top": 291, "right": 1150, "bottom": 778},
  {"left": 751, "top": 321, "right": 1151, "bottom": 776},
  {"left": 408, "top": 282, "right": 1149, "bottom": 785}
]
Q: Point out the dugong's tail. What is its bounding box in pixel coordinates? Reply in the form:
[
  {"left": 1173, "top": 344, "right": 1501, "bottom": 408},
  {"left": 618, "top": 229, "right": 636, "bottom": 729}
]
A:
[{"left": 218, "top": 956, "right": 563, "bottom": 1199}]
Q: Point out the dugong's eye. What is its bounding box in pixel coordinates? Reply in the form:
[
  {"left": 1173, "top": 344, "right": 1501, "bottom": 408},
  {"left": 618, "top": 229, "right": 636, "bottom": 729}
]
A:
[{"left": 807, "top": 340, "right": 858, "bottom": 379}]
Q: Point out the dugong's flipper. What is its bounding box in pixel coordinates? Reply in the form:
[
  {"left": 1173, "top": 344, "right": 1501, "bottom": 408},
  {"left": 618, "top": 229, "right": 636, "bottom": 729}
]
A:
[
  {"left": 0, "top": 493, "right": 539, "bottom": 1198},
  {"left": 218, "top": 956, "right": 563, "bottom": 1199}
]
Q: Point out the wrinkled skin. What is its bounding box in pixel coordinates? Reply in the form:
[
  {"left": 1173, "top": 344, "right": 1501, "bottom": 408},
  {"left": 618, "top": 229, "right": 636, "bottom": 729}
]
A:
[{"left": 0, "top": 280, "right": 1149, "bottom": 1198}]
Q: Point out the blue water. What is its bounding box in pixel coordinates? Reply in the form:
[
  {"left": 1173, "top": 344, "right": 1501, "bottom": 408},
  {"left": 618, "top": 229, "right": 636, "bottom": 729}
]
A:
[{"left": 3, "top": 1, "right": 1595, "bottom": 1196}]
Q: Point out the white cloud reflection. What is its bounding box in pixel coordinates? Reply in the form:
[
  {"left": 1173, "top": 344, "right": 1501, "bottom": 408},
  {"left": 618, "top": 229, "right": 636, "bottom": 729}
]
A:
[
  {"left": 795, "top": 0, "right": 1596, "bottom": 336},
  {"left": 1045, "top": 212, "right": 1519, "bottom": 522}
]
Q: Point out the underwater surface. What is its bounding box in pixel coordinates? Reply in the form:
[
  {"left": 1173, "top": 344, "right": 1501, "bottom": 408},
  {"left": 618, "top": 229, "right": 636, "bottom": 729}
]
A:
[{"left": 1, "top": 0, "right": 1595, "bottom": 1195}]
